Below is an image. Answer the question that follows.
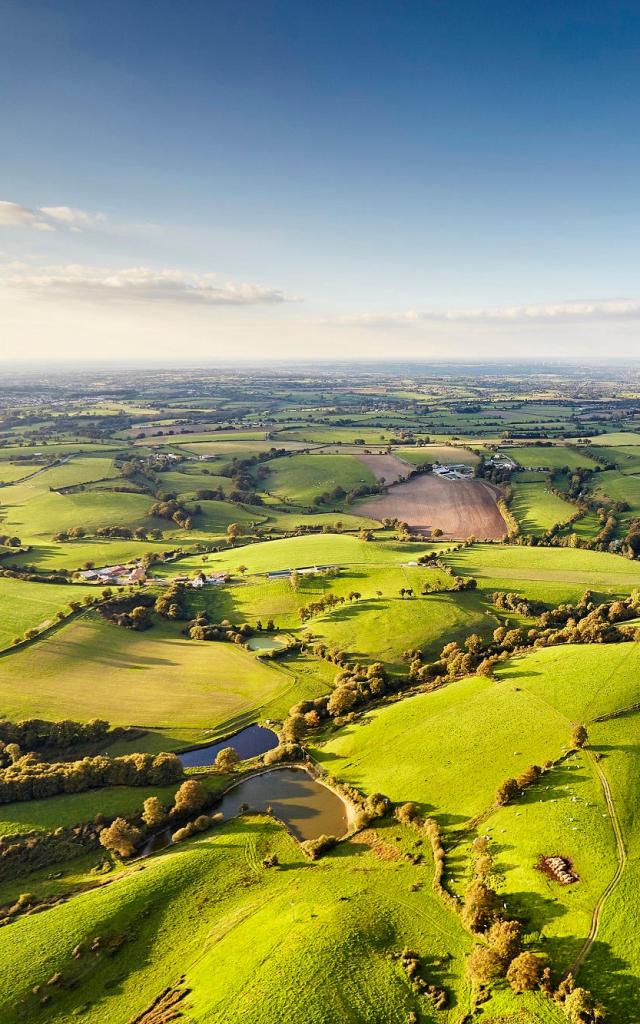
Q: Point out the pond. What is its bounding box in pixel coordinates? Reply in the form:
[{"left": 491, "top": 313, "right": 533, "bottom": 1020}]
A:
[
  {"left": 220, "top": 767, "right": 349, "bottom": 841},
  {"left": 246, "top": 635, "right": 286, "bottom": 651},
  {"left": 143, "top": 766, "right": 349, "bottom": 855},
  {"left": 178, "top": 724, "right": 278, "bottom": 768}
]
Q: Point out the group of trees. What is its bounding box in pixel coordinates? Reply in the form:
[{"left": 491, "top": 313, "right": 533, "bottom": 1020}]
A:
[
  {"left": 279, "top": 661, "right": 397, "bottom": 743},
  {"left": 463, "top": 837, "right": 604, "bottom": 1019},
  {"left": 0, "top": 717, "right": 109, "bottom": 758},
  {"left": 99, "top": 778, "right": 215, "bottom": 858},
  {"left": 406, "top": 589, "right": 640, "bottom": 692},
  {"left": 187, "top": 610, "right": 255, "bottom": 644},
  {"left": 154, "top": 581, "right": 189, "bottom": 620},
  {"left": 149, "top": 498, "right": 200, "bottom": 530},
  {"left": 0, "top": 751, "right": 182, "bottom": 805},
  {"left": 299, "top": 591, "right": 361, "bottom": 622},
  {"left": 100, "top": 592, "right": 155, "bottom": 631},
  {"left": 491, "top": 591, "right": 546, "bottom": 616}
]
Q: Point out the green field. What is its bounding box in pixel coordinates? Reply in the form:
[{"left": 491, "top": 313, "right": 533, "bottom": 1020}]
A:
[
  {"left": 0, "top": 576, "right": 95, "bottom": 649},
  {"left": 0, "top": 615, "right": 306, "bottom": 748},
  {"left": 443, "top": 543, "right": 640, "bottom": 603},
  {"left": 503, "top": 445, "right": 599, "bottom": 470},
  {"left": 3, "top": 369, "right": 640, "bottom": 1021},
  {"left": 261, "top": 454, "right": 377, "bottom": 506},
  {"left": 510, "top": 474, "right": 576, "bottom": 535},
  {"left": 161, "top": 533, "right": 435, "bottom": 576},
  {"left": 0, "top": 815, "right": 486, "bottom": 1024}
]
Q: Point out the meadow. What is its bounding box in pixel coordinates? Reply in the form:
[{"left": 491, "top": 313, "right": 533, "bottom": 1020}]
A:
[
  {"left": 0, "top": 615, "right": 304, "bottom": 749},
  {"left": 0, "top": 576, "right": 99, "bottom": 649},
  {"left": 509, "top": 474, "right": 576, "bottom": 535}
]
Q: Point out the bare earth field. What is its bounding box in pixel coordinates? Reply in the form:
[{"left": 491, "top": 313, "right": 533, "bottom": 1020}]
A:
[
  {"left": 353, "top": 451, "right": 411, "bottom": 484},
  {"left": 358, "top": 474, "right": 507, "bottom": 539}
]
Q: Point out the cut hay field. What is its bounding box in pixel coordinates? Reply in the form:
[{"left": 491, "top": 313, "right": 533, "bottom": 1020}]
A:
[
  {"left": 0, "top": 616, "right": 305, "bottom": 749},
  {"left": 393, "top": 445, "right": 481, "bottom": 466},
  {"left": 358, "top": 475, "right": 506, "bottom": 540},
  {"left": 261, "top": 454, "right": 377, "bottom": 506},
  {"left": 509, "top": 475, "right": 576, "bottom": 535},
  {"left": 443, "top": 543, "right": 640, "bottom": 603},
  {"left": 503, "top": 445, "right": 600, "bottom": 470},
  {"left": 0, "top": 577, "right": 95, "bottom": 649}
]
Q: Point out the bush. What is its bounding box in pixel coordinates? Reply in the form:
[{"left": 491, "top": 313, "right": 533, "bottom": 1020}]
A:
[
  {"left": 301, "top": 834, "right": 337, "bottom": 860},
  {"left": 172, "top": 779, "right": 209, "bottom": 815},
  {"left": 99, "top": 817, "right": 141, "bottom": 858},
  {"left": 506, "top": 951, "right": 546, "bottom": 993}
]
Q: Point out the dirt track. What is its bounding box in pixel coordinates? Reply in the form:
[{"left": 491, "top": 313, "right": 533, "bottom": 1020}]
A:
[
  {"left": 358, "top": 474, "right": 507, "bottom": 540},
  {"left": 353, "top": 452, "right": 411, "bottom": 485}
]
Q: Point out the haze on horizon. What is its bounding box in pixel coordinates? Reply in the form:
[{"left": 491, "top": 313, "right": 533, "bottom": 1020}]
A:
[{"left": 1, "top": 0, "right": 640, "bottom": 363}]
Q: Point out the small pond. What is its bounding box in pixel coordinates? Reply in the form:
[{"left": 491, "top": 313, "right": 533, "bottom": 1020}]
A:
[
  {"left": 220, "top": 767, "right": 349, "bottom": 841},
  {"left": 179, "top": 724, "right": 278, "bottom": 768},
  {"left": 246, "top": 635, "right": 286, "bottom": 652},
  {"left": 143, "top": 767, "right": 349, "bottom": 855}
]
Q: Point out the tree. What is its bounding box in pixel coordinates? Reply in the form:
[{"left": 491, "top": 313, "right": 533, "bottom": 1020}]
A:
[
  {"left": 364, "top": 792, "right": 391, "bottom": 819},
  {"left": 395, "top": 801, "right": 419, "bottom": 825},
  {"left": 173, "top": 779, "right": 209, "bottom": 815},
  {"left": 226, "top": 523, "right": 241, "bottom": 544},
  {"left": 462, "top": 880, "right": 499, "bottom": 932},
  {"left": 571, "top": 724, "right": 588, "bottom": 749},
  {"left": 495, "top": 778, "right": 521, "bottom": 806},
  {"left": 214, "top": 746, "right": 240, "bottom": 772},
  {"left": 467, "top": 944, "right": 503, "bottom": 984},
  {"left": 486, "top": 919, "right": 522, "bottom": 966},
  {"left": 280, "top": 714, "right": 306, "bottom": 743},
  {"left": 99, "top": 817, "right": 141, "bottom": 858},
  {"left": 563, "top": 987, "right": 606, "bottom": 1023},
  {"left": 142, "top": 796, "right": 166, "bottom": 828},
  {"left": 506, "top": 952, "right": 545, "bottom": 993}
]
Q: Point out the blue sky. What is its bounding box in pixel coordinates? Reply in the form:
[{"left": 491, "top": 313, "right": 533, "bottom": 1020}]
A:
[{"left": 1, "top": 0, "right": 640, "bottom": 360}]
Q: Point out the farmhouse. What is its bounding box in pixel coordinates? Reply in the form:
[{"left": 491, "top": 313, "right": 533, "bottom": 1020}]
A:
[{"left": 191, "top": 573, "right": 227, "bottom": 588}]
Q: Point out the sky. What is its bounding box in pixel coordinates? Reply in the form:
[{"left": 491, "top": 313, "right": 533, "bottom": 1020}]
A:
[{"left": 1, "top": 0, "right": 640, "bottom": 363}]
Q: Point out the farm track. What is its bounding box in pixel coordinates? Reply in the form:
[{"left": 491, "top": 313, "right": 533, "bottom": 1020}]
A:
[{"left": 567, "top": 749, "right": 627, "bottom": 978}]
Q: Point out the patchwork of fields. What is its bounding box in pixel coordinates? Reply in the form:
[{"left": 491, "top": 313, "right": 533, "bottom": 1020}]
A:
[{"left": 2, "top": 375, "right": 640, "bottom": 1023}]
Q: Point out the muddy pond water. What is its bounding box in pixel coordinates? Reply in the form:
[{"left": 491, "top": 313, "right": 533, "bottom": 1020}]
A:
[
  {"left": 178, "top": 724, "right": 278, "bottom": 768},
  {"left": 144, "top": 767, "right": 349, "bottom": 855}
]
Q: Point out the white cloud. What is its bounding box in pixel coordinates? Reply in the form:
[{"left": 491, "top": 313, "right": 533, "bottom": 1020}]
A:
[
  {"left": 323, "top": 299, "right": 640, "bottom": 328},
  {"left": 0, "top": 200, "right": 106, "bottom": 232},
  {"left": 0, "top": 260, "right": 293, "bottom": 306}
]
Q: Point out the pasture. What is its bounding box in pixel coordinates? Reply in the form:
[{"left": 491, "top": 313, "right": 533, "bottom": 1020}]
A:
[
  {"left": 0, "top": 616, "right": 303, "bottom": 749},
  {"left": 509, "top": 474, "right": 576, "bottom": 535},
  {"left": 260, "top": 454, "right": 377, "bottom": 507},
  {"left": 0, "top": 577, "right": 95, "bottom": 649}
]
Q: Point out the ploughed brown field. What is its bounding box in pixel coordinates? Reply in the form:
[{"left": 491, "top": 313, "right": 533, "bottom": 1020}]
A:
[
  {"left": 353, "top": 451, "right": 411, "bottom": 485},
  {"left": 358, "top": 474, "right": 507, "bottom": 540}
]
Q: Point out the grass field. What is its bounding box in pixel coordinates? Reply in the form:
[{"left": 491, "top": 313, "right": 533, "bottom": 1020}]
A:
[
  {"left": 391, "top": 446, "right": 481, "bottom": 466},
  {"left": 503, "top": 445, "right": 600, "bottom": 470},
  {"left": 509, "top": 473, "right": 576, "bottom": 535},
  {"left": 0, "top": 616, "right": 308, "bottom": 748},
  {"left": 0, "top": 815, "right": 484, "bottom": 1024},
  {"left": 161, "top": 533, "right": 435, "bottom": 576},
  {"left": 0, "top": 576, "right": 95, "bottom": 649},
  {"left": 443, "top": 543, "right": 640, "bottom": 603},
  {"left": 261, "top": 454, "right": 377, "bottom": 507}
]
